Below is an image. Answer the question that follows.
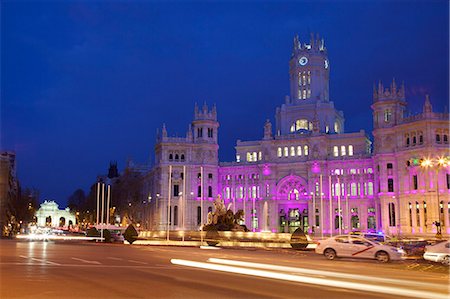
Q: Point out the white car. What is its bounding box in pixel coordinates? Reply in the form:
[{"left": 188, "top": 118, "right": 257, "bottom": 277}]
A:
[
  {"left": 315, "top": 235, "right": 405, "bottom": 263},
  {"left": 423, "top": 240, "right": 450, "bottom": 265}
]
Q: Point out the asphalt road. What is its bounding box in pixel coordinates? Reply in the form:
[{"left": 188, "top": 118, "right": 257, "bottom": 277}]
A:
[{"left": 0, "top": 240, "right": 448, "bottom": 299}]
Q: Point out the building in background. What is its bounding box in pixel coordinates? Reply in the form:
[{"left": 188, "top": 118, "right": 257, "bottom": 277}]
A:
[
  {"left": 144, "top": 34, "right": 449, "bottom": 237},
  {"left": 35, "top": 200, "right": 76, "bottom": 228},
  {"left": 0, "top": 151, "right": 19, "bottom": 236}
]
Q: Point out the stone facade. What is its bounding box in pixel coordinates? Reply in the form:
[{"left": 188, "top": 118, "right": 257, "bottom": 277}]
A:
[
  {"left": 35, "top": 200, "right": 76, "bottom": 228},
  {"left": 145, "top": 35, "right": 449, "bottom": 237}
]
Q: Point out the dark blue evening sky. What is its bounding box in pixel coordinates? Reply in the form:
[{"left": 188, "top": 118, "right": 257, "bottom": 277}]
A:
[{"left": 2, "top": 1, "right": 448, "bottom": 206}]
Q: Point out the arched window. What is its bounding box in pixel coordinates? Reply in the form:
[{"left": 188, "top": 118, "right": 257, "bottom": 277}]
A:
[
  {"left": 334, "top": 121, "right": 341, "bottom": 133},
  {"left": 297, "top": 146, "right": 302, "bottom": 156},
  {"left": 444, "top": 135, "right": 448, "bottom": 144},
  {"left": 416, "top": 202, "right": 420, "bottom": 226},
  {"left": 180, "top": 154, "right": 185, "bottom": 161},
  {"left": 388, "top": 203, "right": 396, "bottom": 227},
  {"left": 197, "top": 186, "right": 202, "bottom": 197},
  {"left": 367, "top": 182, "right": 373, "bottom": 195},
  {"left": 169, "top": 154, "right": 173, "bottom": 161},
  {"left": 348, "top": 145, "right": 354, "bottom": 156},
  {"left": 174, "top": 206, "right": 178, "bottom": 226},
  {"left": 351, "top": 183, "right": 357, "bottom": 196},
  {"left": 333, "top": 146, "right": 339, "bottom": 157},
  {"left": 290, "top": 119, "right": 310, "bottom": 132},
  {"left": 423, "top": 201, "right": 427, "bottom": 227},
  {"left": 367, "top": 216, "right": 376, "bottom": 230},
  {"left": 351, "top": 215, "right": 360, "bottom": 229},
  {"left": 277, "top": 147, "right": 282, "bottom": 157},
  {"left": 408, "top": 203, "right": 412, "bottom": 227},
  {"left": 197, "top": 206, "right": 201, "bottom": 225},
  {"left": 208, "top": 186, "right": 213, "bottom": 198},
  {"left": 289, "top": 189, "right": 299, "bottom": 201},
  {"left": 335, "top": 215, "right": 343, "bottom": 229},
  {"left": 304, "top": 145, "right": 309, "bottom": 156},
  {"left": 175, "top": 154, "right": 179, "bottom": 161}
]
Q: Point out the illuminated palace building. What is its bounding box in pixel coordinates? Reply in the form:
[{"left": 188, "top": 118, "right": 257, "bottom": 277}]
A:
[{"left": 145, "top": 35, "right": 449, "bottom": 237}]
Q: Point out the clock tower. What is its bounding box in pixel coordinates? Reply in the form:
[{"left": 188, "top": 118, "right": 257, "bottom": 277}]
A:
[
  {"left": 289, "top": 33, "right": 330, "bottom": 102},
  {"left": 276, "top": 34, "right": 345, "bottom": 135}
]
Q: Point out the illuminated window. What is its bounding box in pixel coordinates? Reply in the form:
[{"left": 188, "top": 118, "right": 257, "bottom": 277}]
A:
[
  {"left": 334, "top": 121, "right": 340, "bottom": 133},
  {"left": 289, "top": 189, "right": 300, "bottom": 200},
  {"left": 367, "top": 168, "right": 373, "bottom": 174},
  {"left": 333, "top": 146, "right": 339, "bottom": 157},
  {"left": 236, "top": 155, "right": 240, "bottom": 162},
  {"left": 237, "top": 187, "right": 243, "bottom": 198},
  {"left": 284, "top": 147, "right": 288, "bottom": 157},
  {"left": 341, "top": 145, "right": 346, "bottom": 156},
  {"left": 297, "top": 146, "right": 302, "bottom": 156},
  {"left": 350, "top": 169, "right": 356, "bottom": 174},
  {"left": 252, "top": 152, "right": 257, "bottom": 161},
  {"left": 307, "top": 71, "right": 311, "bottom": 84},
  {"left": 258, "top": 151, "right": 262, "bottom": 161},
  {"left": 277, "top": 147, "right": 282, "bottom": 157},
  {"left": 307, "top": 89, "right": 311, "bottom": 98},
  {"left": 302, "top": 89, "right": 307, "bottom": 99},
  {"left": 334, "top": 183, "right": 341, "bottom": 197},
  {"left": 326, "top": 125, "right": 329, "bottom": 133},
  {"left": 384, "top": 109, "right": 392, "bottom": 122},
  {"left": 225, "top": 187, "right": 231, "bottom": 199},
  {"left": 348, "top": 145, "right": 353, "bottom": 156},
  {"left": 291, "top": 119, "right": 310, "bottom": 132},
  {"left": 290, "top": 146, "right": 295, "bottom": 156},
  {"left": 252, "top": 186, "right": 257, "bottom": 198},
  {"left": 304, "top": 145, "right": 309, "bottom": 156},
  {"left": 247, "top": 152, "right": 252, "bottom": 162}
]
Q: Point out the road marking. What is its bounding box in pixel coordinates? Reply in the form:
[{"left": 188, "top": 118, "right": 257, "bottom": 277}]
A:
[
  {"left": 171, "top": 259, "right": 448, "bottom": 299},
  {"left": 107, "top": 257, "right": 123, "bottom": 261},
  {"left": 71, "top": 257, "right": 101, "bottom": 265},
  {"left": 19, "top": 255, "right": 60, "bottom": 265},
  {"left": 128, "top": 260, "right": 147, "bottom": 265}
]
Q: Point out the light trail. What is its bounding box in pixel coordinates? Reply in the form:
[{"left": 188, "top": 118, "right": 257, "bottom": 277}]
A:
[
  {"left": 207, "top": 258, "right": 444, "bottom": 289},
  {"left": 16, "top": 234, "right": 104, "bottom": 241},
  {"left": 170, "top": 259, "right": 448, "bottom": 299}
]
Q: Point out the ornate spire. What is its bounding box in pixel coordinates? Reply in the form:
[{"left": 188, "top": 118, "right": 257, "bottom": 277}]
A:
[
  {"left": 423, "top": 94, "right": 433, "bottom": 113},
  {"left": 391, "top": 78, "right": 397, "bottom": 94},
  {"left": 162, "top": 123, "right": 167, "bottom": 137}
]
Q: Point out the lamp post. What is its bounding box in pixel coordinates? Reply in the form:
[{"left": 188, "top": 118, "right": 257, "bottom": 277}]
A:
[{"left": 420, "top": 157, "right": 449, "bottom": 238}]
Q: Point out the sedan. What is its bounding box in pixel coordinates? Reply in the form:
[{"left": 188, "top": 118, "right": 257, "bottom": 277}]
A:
[
  {"left": 423, "top": 240, "right": 450, "bottom": 265},
  {"left": 315, "top": 235, "right": 405, "bottom": 263}
]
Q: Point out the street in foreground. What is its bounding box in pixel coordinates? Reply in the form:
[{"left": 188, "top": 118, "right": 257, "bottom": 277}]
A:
[{"left": 0, "top": 240, "right": 449, "bottom": 299}]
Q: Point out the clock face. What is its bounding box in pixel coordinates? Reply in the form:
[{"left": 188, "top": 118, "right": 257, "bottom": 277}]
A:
[
  {"left": 324, "top": 59, "right": 329, "bottom": 69},
  {"left": 299, "top": 56, "right": 308, "bottom": 66}
]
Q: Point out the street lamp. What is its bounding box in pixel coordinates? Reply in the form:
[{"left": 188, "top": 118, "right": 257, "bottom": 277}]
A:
[{"left": 419, "top": 156, "right": 449, "bottom": 238}]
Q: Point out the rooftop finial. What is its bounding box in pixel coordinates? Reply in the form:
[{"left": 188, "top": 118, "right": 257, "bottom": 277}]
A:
[{"left": 423, "top": 94, "right": 433, "bottom": 113}]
